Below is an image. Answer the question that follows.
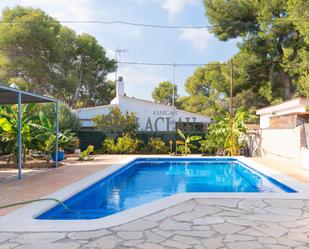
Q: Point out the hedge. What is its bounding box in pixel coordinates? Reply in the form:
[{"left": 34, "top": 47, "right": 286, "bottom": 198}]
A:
[
  {"left": 78, "top": 130, "right": 206, "bottom": 153},
  {"left": 78, "top": 130, "right": 106, "bottom": 151}
]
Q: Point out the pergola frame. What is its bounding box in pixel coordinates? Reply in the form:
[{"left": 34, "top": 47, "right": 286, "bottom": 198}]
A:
[{"left": 0, "top": 84, "right": 60, "bottom": 179}]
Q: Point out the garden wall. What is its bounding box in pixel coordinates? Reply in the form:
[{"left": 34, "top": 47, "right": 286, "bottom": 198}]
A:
[{"left": 248, "top": 125, "right": 309, "bottom": 168}]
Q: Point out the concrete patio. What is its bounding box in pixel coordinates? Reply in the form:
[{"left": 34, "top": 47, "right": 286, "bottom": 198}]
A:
[
  {"left": 0, "top": 155, "right": 309, "bottom": 248},
  {"left": 0, "top": 198, "right": 309, "bottom": 249}
]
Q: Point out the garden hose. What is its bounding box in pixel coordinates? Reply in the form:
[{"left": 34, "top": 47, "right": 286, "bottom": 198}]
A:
[{"left": 0, "top": 198, "right": 81, "bottom": 215}]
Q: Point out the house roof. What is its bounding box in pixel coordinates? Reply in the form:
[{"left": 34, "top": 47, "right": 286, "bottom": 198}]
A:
[
  {"left": 74, "top": 95, "right": 210, "bottom": 120},
  {"left": 256, "top": 97, "right": 308, "bottom": 115},
  {"left": 0, "top": 83, "right": 58, "bottom": 104},
  {"left": 118, "top": 95, "right": 210, "bottom": 119},
  {"left": 73, "top": 104, "right": 114, "bottom": 112}
]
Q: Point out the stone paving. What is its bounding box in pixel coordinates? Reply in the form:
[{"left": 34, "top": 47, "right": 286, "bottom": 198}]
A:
[{"left": 0, "top": 198, "right": 309, "bottom": 249}]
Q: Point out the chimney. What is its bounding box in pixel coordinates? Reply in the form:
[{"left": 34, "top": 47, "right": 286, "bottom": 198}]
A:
[{"left": 116, "top": 76, "right": 125, "bottom": 97}]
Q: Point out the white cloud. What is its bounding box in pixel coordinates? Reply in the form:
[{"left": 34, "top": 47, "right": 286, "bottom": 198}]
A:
[
  {"left": 161, "top": 0, "right": 199, "bottom": 17},
  {"left": 179, "top": 28, "right": 213, "bottom": 50}
]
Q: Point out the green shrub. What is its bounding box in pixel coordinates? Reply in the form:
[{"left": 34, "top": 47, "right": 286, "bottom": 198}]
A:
[
  {"left": 116, "top": 134, "right": 142, "bottom": 154},
  {"left": 199, "top": 138, "right": 221, "bottom": 155},
  {"left": 102, "top": 138, "right": 116, "bottom": 154},
  {"left": 79, "top": 145, "right": 94, "bottom": 161},
  {"left": 102, "top": 134, "right": 142, "bottom": 154},
  {"left": 147, "top": 138, "right": 169, "bottom": 154}
]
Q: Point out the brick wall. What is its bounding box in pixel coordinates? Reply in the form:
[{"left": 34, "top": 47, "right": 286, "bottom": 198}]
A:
[{"left": 269, "top": 113, "right": 298, "bottom": 129}]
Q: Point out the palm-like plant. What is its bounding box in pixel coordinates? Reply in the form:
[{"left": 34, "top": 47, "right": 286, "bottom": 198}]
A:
[
  {"left": 33, "top": 112, "right": 75, "bottom": 162},
  {"left": 211, "top": 109, "right": 248, "bottom": 156},
  {"left": 0, "top": 104, "right": 38, "bottom": 162},
  {"left": 176, "top": 129, "right": 201, "bottom": 156}
]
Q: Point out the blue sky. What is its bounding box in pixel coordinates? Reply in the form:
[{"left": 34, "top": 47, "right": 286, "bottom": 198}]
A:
[{"left": 0, "top": 0, "right": 239, "bottom": 100}]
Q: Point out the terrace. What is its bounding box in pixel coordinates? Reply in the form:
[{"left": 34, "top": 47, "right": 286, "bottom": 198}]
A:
[{"left": 0, "top": 155, "right": 309, "bottom": 248}]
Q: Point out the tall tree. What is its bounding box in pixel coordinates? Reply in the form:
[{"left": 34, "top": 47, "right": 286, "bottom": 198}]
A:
[
  {"left": 74, "top": 33, "right": 116, "bottom": 107},
  {"left": 0, "top": 6, "right": 116, "bottom": 108},
  {"left": 180, "top": 63, "right": 227, "bottom": 115},
  {"left": 0, "top": 6, "right": 61, "bottom": 93},
  {"left": 203, "top": 0, "right": 309, "bottom": 103},
  {"left": 152, "top": 81, "right": 178, "bottom": 105}
]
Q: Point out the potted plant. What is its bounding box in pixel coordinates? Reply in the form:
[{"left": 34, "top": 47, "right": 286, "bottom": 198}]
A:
[{"left": 51, "top": 130, "right": 75, "bottom": 162}]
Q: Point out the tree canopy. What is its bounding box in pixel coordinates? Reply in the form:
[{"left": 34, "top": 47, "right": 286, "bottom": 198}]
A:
[
  {"left": 0, "top": 6, "right": 116, "bottom": 108},
  {"left": 178, "top": 0, "right": 308, "bottom": 117},
  {"left": 152, "top": 81, "right": 178, "bottom": 105}
]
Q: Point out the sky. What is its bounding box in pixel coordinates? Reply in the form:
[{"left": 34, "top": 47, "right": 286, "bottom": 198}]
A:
[{"left": 0, "top": 0, "right": 240, "bottom": 101}]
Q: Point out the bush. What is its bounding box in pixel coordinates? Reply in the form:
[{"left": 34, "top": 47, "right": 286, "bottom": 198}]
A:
[
  {"left": 117, "top": 134, "right": 142, "bottom": 153},
  {"left": 102, "top": 138, "right": 117, "bottom": 153},
  {"left": 93, "top": 107, "right": 139, "bottom": 135},
  {"left": 146, "top": 138, "right": 169, "bottom": 154},
  {"left": 79, "top": 145, "right": 94, "bottom": 161},
  {"left": 199, "top": 138, "right": 221, "bottom": 155},
  {"left": 102, "top": 134, "right": 142, "bottom": 154}
]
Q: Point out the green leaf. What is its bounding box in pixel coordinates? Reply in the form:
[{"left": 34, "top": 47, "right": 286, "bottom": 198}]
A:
[
  {"left": 190, "top": 136, "right": 202, "bottom": 141},
  {"left": 177, "top": 129, "right": 186, "bottom": 139}
]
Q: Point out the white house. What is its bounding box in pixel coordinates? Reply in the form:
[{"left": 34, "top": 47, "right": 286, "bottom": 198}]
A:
[
  {"left": 75, "top": 78, "right": 211, "bottom": 132},
  {"left": 256, "top": 97, "right": 308, "bottom": 128}
]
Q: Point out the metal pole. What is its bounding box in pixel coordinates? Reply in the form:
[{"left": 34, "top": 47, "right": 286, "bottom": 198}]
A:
[
  {"left": 115, "top": 51, "right": 118, "bottom": 83},
  {"left": 115, "top": 48, "right": 127, "bottom": 83},
  {"left": 230, "top": 59, "right": 234, "bottom": 116},
  {"left": 17, "top": 92, "right": 22, "bottom": 179},
  {"left": 55, "top": 102, "right": 59, "bottom": 167},
  {"left": 172, "top": 63, "right": 176, "bottom": 107}
]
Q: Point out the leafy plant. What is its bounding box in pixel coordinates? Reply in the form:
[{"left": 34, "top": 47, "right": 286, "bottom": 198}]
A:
[
  {"left": 93, "top": 107, "right": 139, "bottom": 136},
  {"left": 147, "top": 138, "right": 169, "bottom": 154},
  {"left": 39, "top": 103, "right": 81, "bottom": 132},
  {"left": 199, "top": 133, "right": 225, "bottom": 155},
  {"left": 0, "top": 104, "right": 37, "bottom": 163},
  {"left": 102, "top": 138, "right": 117, "bottom": 154},
  {"left": 32, "top": 111, "right": 75, "bottom": 162},
  {"left": 79, "top": 145, "right": 94, "bottom": 161},
  {"left": 102, "top": 134, "right": 142, "bottom": 154},
  {"left": 176, "top": 129, "right": 201, "bottom": 156},
  {"left": 209, "top": 109, "right": 248, "bottom": 156}
]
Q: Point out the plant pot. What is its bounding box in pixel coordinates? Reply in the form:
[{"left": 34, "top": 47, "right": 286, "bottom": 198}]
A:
[{"left": 51, "top": 151, "right": 65, "bottom": 162}]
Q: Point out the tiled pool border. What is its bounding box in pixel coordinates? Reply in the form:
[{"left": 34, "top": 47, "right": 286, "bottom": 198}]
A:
[{"left": 0, "top": 156, "right": 308, "bottom": 232}]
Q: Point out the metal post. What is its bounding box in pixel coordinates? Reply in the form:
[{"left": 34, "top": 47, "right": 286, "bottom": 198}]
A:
[
  {"left": 115, "top": 48, "right": 127, "bottom": 83},
  {"left": 55, "top": 102, "right": 59, "bottom": 167},
  {"left": 17, "top": 92, "right": 22, "bottom": 179},
  {"left": 230, "top": 59, "right": 234, "bottom": 116},
  {"left": 115, "top": 50, "right": 118, "bottom": 83},
  {"left": 172, "top": 63, "right": 176, "bottom": 107}
]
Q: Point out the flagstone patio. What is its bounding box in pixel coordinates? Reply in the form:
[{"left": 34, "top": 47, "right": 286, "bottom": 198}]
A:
[{"left": 0, "top": 198, "right": 308, "bottom": 249}]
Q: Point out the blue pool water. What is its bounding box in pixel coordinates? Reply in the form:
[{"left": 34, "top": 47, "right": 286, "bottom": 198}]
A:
[{"left": 37, "top": 158, "right": 296, "bottom": 220}]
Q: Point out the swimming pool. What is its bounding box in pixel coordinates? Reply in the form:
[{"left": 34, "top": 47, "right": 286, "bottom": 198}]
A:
[{"left": 37, "top": 158, "right": 296, "bottom": 220}]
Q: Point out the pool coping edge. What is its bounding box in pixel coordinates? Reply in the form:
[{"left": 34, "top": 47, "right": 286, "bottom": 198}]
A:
[{"left": 0, "top": 155, "right": 308, "bottom": 232}]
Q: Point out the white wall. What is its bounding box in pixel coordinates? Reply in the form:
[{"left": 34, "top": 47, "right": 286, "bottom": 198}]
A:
[
  {"left": 260, "top": 115, "right": 271, "bottom": 129},
  {"left": 74, "top": 96, "right": 210, "bottom": 131},
  {"left": 117, "top": 96, "right": 210, "bottom": 131},
  {"left": 259, "top": 127, "right": 302, "bottom": 162},
  {"left": 75, "top": 105, "right": 112, "bottom": 127},
  {"left": 257, "top": 98, "right": 307, "bottom": 128}
]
